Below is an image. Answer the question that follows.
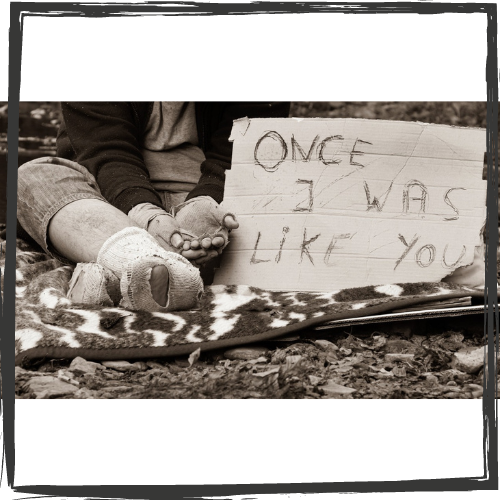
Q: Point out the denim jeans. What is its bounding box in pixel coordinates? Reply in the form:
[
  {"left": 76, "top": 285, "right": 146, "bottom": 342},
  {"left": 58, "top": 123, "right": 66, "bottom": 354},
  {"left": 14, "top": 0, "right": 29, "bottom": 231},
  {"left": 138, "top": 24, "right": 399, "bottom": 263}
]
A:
[{"left": 17, "top": 156, "right": 194, "bottom": 264}]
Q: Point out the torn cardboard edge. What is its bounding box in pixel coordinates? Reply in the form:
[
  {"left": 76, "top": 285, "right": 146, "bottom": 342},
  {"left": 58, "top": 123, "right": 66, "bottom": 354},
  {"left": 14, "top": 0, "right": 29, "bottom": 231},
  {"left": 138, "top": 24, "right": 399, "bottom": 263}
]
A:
[
  {"left": 229, "top": 116, "right": 251, "bottom": 140},
  {"left": 229, "top": 117, "right": 488, "bottom": 143}
]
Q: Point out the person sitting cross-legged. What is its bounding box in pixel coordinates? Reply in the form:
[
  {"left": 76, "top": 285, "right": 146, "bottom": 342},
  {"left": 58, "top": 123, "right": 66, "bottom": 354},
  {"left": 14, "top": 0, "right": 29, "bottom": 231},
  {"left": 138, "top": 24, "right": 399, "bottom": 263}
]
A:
[{"left": 17, "top": 101, "right": 291, "bottom": 312}]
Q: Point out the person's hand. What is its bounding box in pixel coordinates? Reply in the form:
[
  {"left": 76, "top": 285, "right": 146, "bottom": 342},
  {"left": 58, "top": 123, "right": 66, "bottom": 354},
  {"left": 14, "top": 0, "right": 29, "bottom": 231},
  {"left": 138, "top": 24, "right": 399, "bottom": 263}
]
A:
[
  {"left": 173, "top": 196, "right": 239, "bottom": 265},
  {"left": 128, "top": 203, "right": 206, "bottom": 261},
  {"left": 443, "top": 244, "right": 485, "bottom": 288}
]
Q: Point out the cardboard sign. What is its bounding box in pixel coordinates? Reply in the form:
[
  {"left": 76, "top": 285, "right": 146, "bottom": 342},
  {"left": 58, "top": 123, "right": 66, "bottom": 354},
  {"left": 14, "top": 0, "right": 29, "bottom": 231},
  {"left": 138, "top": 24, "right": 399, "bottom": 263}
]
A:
[{"left": 213, "top": 118, "right": 487, "bottom": 291}]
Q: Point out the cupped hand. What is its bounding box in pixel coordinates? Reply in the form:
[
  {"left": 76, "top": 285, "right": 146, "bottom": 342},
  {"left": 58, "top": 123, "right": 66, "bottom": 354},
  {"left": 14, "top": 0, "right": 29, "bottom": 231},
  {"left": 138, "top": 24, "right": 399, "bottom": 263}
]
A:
[
  {"left": 183, "top": 214, "right": 239, "bottom": 253},
  {"left": 174, "top": 197, "right": 239, "bottom": 262}
]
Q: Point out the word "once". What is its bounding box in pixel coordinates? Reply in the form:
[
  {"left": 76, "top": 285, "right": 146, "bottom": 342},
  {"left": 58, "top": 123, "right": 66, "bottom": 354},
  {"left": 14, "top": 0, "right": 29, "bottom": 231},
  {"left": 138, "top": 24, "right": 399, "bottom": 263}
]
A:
[{"left": 254, "top": 131, "right": 371, "bottom": 172}]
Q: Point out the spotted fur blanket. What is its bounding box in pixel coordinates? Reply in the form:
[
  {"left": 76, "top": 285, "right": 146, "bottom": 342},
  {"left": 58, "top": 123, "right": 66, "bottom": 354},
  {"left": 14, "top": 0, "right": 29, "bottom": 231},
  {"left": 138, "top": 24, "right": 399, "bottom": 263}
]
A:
[{"left": 2, "top": 234, "right": 485, "bottom": 364}]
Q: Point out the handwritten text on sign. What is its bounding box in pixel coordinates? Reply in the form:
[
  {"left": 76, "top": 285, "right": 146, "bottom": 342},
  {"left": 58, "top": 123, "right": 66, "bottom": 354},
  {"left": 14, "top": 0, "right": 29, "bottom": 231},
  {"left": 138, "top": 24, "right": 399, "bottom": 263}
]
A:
[{"left": 214, "top": 118, "right": 486, "bottom": 291}]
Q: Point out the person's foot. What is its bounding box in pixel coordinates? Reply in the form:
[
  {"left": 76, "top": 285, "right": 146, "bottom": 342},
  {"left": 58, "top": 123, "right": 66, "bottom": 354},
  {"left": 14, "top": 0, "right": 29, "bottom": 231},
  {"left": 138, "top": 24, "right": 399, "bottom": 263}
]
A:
[
  {"left": 97, "top": 227, "right": 204, "bottom": 312},
  {"left": 149, "top": 265, "right": 169, "bottom": 307}
]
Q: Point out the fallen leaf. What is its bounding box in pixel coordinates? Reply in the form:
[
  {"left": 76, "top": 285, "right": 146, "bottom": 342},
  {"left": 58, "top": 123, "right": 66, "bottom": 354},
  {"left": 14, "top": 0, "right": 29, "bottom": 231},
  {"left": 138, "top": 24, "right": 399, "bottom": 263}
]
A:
[
  {"left": 314, "top": 339, "right": 338, "bottom": 351},
  {"left": 336, "top": 365, "right": 354, "bottom": 374},
  {"left": 188, "top": 348, "right": 201, "bottom": 367},
  {"left": 308, "top": 375, "right": 322, "bottom": 386},
  {"left": 253, "top": 367, "right": 280, "bottom": 377},
  {"left": 321, "top": 381, "right": 356, "bottom": 396}
]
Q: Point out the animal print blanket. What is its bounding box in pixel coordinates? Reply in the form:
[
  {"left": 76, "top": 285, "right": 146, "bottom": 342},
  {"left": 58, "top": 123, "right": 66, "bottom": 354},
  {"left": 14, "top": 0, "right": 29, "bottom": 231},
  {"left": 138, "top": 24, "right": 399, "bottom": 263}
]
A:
[{"left": 2, "top": 233, "right": 485, "bottom": 364}]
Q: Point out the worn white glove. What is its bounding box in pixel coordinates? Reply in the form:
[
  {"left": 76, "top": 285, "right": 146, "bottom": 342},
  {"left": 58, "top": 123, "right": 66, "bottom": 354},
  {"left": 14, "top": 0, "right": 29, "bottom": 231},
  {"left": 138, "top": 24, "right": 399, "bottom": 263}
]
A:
[
  {"left": 97, "top": 227, "right": 203, "bottom": 312},
  {"left": 128, "top": 203, "right": 184, "bottom": 253}
]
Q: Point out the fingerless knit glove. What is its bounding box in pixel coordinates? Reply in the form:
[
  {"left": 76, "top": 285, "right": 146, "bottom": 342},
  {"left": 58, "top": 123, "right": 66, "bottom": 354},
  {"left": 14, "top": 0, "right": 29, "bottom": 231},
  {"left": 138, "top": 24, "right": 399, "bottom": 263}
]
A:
[
  {"left": 128, "top": 203, "right": 183, "bottom": 253},
  {"left": 173, "top": 196, "right": 236, "bottom": 250}
]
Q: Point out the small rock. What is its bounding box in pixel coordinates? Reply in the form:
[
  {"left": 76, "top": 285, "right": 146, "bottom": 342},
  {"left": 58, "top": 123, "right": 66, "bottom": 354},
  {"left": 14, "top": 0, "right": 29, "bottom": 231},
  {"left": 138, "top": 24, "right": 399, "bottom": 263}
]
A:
[
  {"left": 101, "top": 360, "right": 139, "bottom": 372},
  {"left": 392, "top": 366, "right": 406, "bottom": 378},
  {"left": 424, "top": 374, "right": 439, "bottom": 385},
  {"left": 27, "top": 376, "right": 78, "bottom": 398},
  {"left": 68, "top": 357, "right": 102, "bottom": 376},
  {"left": 224, "top": 346, "right": 270, "bottom": 361},
  {"left": 339, "top": 347, "right": 352, "bottom": 356},
  {"left": 384, "top": 353, "right": 415, "bottom": 363},
  {"left": 446, "top": 380, "right": 458, "bottom": 386},
  {"left": 451, "top": 346, "right": 485, "bottom": 374},
  {"left": 321, "top": 381, "right": 356, "bottom": 396},
  {"left": 314, "top": 339, "right": 339, "bottom": 351}
]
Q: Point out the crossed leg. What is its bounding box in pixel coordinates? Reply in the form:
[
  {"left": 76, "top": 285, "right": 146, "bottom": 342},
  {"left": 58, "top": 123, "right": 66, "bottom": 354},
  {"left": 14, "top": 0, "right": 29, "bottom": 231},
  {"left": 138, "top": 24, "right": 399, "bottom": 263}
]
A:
[
  {"left": 17, "top": 157, "right": 191, "bottom": 308},
  {"left": 48, "top": 198, "right": 170, "bottom": 306}
]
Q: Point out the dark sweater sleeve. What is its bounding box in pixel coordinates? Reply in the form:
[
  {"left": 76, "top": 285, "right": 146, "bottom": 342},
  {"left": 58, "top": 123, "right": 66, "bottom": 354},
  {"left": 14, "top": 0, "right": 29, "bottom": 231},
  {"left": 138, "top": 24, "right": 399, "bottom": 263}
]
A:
[
  {"left": 57, "top": 102, "right": 163, "bottom": 214},
  {"left": 185, "top": 102, "right": 291, "bottom": 202}
]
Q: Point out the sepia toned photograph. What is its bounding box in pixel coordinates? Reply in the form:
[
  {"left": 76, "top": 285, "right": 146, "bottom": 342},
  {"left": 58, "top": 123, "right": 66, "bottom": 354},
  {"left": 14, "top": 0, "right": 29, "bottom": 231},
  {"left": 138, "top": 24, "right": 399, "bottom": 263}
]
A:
[
  {"left": 3, "top": 1, "right": 499, "bottom": 494},
  {"left": 2, "top": 101, "right": 495, "bottom": 400}
]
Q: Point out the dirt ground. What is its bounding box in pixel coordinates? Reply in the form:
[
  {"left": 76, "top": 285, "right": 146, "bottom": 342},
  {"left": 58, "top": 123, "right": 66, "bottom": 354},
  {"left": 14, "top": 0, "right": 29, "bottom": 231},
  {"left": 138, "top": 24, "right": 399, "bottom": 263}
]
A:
[
  {"left": 7, "top": 101, "right": 499, "bottom": 398},
  {"left": 15, "top": 315, "right": 497, "bottom": 399}
]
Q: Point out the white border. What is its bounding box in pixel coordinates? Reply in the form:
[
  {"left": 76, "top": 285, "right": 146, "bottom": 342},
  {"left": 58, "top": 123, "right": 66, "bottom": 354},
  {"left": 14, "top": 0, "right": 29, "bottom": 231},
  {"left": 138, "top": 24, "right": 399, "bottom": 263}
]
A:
[{"left": 2, "top": 0, "right": 498, "bottom": 498}]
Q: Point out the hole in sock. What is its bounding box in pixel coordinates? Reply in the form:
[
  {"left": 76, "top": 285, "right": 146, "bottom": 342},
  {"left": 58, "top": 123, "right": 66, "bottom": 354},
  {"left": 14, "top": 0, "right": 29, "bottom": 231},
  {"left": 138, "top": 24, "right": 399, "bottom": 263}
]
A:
[{"left": 149, "top": 265, "right": 170, "bottom": 307}]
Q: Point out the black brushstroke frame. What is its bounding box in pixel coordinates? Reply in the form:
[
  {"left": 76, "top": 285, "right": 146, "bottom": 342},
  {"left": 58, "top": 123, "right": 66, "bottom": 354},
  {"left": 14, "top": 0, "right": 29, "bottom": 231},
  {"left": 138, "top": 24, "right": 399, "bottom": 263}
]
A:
[{"left": 1, "top": 1, "right": 498, "bottom": 498}]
